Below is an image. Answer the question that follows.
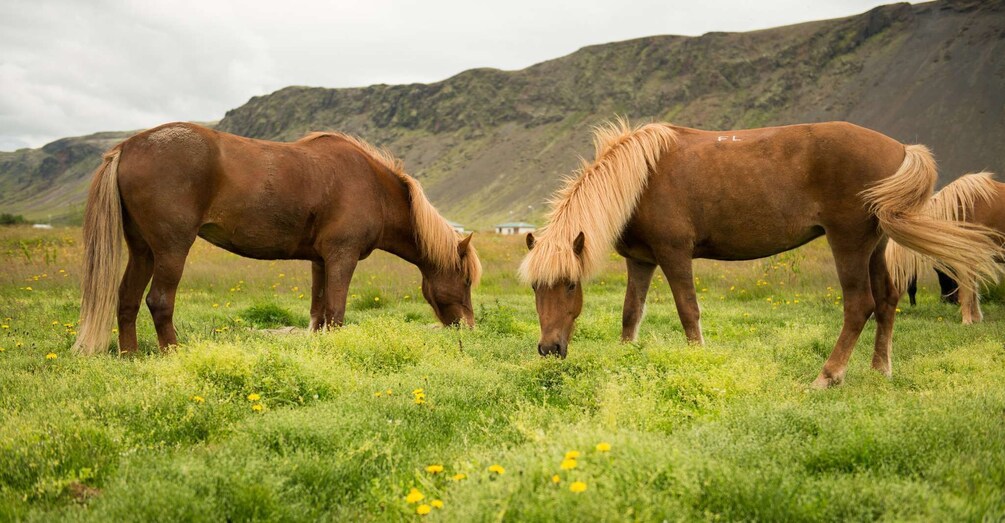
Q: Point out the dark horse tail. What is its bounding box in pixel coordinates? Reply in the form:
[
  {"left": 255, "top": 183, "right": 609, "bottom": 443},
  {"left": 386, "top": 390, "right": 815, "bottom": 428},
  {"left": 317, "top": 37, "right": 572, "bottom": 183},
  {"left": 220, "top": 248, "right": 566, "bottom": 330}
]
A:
[
  {"left": 862, "top": 145, "right": 1001, "bottom": 294},
  {"left": 73, "top": 148, "right": 123, "bottom": 356}
]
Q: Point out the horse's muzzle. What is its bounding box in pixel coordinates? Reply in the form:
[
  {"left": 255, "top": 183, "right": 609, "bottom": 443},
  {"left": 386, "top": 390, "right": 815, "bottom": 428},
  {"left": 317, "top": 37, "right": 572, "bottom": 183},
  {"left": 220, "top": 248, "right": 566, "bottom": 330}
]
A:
[{"left": 537, "top": 342, "right": 567, "bottom": 359}]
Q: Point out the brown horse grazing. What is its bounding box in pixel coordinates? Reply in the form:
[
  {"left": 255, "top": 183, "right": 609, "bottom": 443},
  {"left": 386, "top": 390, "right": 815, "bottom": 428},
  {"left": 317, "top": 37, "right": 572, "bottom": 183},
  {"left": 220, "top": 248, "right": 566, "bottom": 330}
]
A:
[
  {"left": 73, "top": 123, "right": 481, "bottom": 356},
  {"left": 520, "top": 118, "right": 1003, "bottom": 388},
  {"left": 886, "top": 172, "right": 1005, "bottom": 324}
]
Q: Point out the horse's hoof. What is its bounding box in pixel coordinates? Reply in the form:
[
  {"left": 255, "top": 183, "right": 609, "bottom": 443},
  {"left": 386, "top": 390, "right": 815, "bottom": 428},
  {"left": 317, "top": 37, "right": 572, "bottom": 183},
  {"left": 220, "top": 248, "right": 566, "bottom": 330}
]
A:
[
  {"left": 871, "top": 362, "right": 892, "bottom": 378},
  {"left": 811, "top": 373, "right": 843, "bottom": 389}
]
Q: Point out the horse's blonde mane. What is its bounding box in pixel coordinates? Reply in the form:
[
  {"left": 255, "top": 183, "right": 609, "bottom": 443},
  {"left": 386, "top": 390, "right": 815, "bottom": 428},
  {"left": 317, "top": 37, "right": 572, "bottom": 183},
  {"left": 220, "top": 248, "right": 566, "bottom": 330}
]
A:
[
  {"left": 885, "top": 171, "right": 999, "bottom": 291},
  {"left": 302, "top": 132, "right": 481, "bottom": 284},
  {"left": 519, "top": 118, "right": 678, "bottom": 285}
]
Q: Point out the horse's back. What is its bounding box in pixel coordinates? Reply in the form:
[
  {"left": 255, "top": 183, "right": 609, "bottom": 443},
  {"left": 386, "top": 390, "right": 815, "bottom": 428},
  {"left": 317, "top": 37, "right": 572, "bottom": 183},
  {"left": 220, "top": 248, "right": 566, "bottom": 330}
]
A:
[{"left": 626, "top": 121, "right": 907, "bottom": 260}]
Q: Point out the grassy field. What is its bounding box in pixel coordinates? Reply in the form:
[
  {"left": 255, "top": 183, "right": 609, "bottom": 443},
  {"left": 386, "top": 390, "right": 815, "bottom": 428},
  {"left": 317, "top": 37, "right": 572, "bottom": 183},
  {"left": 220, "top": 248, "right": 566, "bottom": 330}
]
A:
[{"left": 1, "top": 226, "right": 1003, "bottom": 521}]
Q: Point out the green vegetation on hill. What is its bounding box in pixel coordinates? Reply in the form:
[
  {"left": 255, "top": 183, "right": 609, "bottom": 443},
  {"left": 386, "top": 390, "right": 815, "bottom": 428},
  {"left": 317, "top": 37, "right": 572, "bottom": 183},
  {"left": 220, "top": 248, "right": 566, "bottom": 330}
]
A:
[{"left": 2, "top": 1, "right": 1004, "bottom": 228}]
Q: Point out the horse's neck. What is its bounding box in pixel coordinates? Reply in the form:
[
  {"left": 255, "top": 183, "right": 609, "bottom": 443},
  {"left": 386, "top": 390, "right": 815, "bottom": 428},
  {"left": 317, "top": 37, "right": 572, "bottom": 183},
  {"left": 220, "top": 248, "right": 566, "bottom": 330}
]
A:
[{"left": 375, "top": 175, "right": 435, "bottom": 274}]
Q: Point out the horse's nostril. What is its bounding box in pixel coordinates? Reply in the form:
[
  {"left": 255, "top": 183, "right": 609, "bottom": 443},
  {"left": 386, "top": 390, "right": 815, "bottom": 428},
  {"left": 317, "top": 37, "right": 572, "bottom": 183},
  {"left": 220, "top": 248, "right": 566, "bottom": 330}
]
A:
[{"left": 538, "top": 344, "right": 547, "bottom": 356}]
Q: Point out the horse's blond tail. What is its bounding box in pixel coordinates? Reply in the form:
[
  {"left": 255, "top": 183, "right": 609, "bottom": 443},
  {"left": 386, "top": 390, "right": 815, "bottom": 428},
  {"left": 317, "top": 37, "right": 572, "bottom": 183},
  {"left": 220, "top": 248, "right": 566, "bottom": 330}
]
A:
[
  {"left": 883, "top": 171, "right": 1001, "bottom": 291},
  {"left": 863, "top": 145, "right": 1002, "bottom": 294},
  {"left": 73, "top": 148, "right": 123, "bottom": 356}
]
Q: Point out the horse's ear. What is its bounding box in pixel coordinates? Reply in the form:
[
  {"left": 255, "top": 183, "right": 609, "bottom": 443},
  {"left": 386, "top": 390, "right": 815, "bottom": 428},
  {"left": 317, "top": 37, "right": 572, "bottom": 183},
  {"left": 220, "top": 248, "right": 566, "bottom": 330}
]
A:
[
  {"left": 526, "top": 233, "right": 536, "bottom": 251},
  {"left": 573, "top": 231, "right": 585, "bottom": 257},
  {"left": 458, "top": 233, "right": 473, "bottom": 258}
]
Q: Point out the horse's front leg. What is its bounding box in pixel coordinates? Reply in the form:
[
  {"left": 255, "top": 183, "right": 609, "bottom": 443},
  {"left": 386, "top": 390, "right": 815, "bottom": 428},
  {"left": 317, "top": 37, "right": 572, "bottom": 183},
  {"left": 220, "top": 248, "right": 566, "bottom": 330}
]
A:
[
  {"left": 309, "top": 260, "right": 326, "bottom": 331},
  {"left": 958, "top": 283, "right": 982, "bottom": 324},
  {"left": 621, "top": 258, "right": 657, "bottom": 342},
  {"left": 657, "top": 250, "right": 703, "bottom": 344},
  {"left": 321, "top": 251, "right": 359, "bottom": 329}
]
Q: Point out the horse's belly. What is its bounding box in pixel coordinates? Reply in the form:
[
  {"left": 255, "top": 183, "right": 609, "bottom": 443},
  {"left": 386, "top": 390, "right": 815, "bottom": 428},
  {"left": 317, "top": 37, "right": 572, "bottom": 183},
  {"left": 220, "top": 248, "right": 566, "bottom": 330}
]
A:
[
  {"left": 198, "top": 223, "right": 306, "bottom": 260},
  {"left": 694, "top": 225, "right": 824, "bottom": 261}
]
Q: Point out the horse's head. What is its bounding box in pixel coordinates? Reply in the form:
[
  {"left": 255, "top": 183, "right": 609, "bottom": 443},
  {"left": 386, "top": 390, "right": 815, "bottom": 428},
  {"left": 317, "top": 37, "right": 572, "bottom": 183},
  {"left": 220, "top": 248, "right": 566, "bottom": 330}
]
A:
[
  {"left": 526, "top": 231, "right": 585, "bottom": 358},
  {"left": 421, "top": 234, "right": 478, "bottom": 327}
]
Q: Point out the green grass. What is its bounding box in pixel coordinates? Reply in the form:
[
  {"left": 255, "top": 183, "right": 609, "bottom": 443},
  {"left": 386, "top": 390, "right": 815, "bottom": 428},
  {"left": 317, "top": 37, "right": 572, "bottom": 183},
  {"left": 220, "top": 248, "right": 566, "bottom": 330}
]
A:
[{"left": 1, "top": 226, "right": 1003, "bottom": 521}]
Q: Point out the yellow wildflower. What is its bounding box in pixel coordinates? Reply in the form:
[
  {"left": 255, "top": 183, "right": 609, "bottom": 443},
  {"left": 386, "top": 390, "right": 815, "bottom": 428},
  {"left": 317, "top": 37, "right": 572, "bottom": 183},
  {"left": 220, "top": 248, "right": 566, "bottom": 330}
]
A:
[
  {"left": 569, "top": 481, "right": 587, "bottom": 493},
  {"left": 191, "top": 395, "right": 205, "bottom": 403},
  {"left": 416, "top": 504, "right": 431, "bottom": 515},
  {"left": 414, "top": 396, "right": 426, "bottom": 405},
  {"left": 564, "top": 450, "right": 580, "bottom": 460},
  {"left": 405, "top": 488, "right": 424, "bottom": 504},
  {"left": 251, "top": 403, "right": 263, "bottom": 412},
  {"left": 374, "top": 392, "right": 382, "bottom": 397},
  {"left": 451, "top": 473, "right": 466, "bottom": 481},
  {"left": 430, "top": 500, "right": 444, "bottom": 509},
  {"left": 412, "top": 388, "right": 424, "bottom": 395},
  {"left": 425, "top": 464, "right": 444, "bottom": 474},
  {"left": 595, "top": 442, "right": 611, "bottom": 452},
  {"left": 551, "top": 474, "right": 561, "bottom": 484},
  {"left": 247, "top": 393, "right": 261, "bottom": 401},
  {"left": 560, "top": 459, "right": 577, "bottom": 470},
  {"left": 45, "top": 353, "right": 57, "bottom": 360},
  {"left": 386, "top": 389, "right": 393, "bottom": 395},
  {"left": 488, "top": 464, "right": 505, "bottom": 475}
]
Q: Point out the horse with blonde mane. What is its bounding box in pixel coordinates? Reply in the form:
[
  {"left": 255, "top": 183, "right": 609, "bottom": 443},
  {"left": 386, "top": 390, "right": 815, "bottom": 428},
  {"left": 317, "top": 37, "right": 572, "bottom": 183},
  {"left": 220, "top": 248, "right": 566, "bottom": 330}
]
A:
[
  {"left": 886, "top": 172, "right": 1005, "bottom": 323},
  {"left": 521, "top": 118, "right": 1002, "bottom": 388},
  {"left": 74, "top": 122, "right": 481, "bottom": 356}
]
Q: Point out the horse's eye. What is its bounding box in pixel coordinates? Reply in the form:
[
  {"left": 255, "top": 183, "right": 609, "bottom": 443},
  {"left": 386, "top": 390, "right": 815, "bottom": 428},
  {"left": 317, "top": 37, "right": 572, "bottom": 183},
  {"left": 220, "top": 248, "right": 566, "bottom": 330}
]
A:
[
  {"left": 566, "top": 282, "right": 577, "bottom": 292},
  {"left": 464, "top": 278, "right": 471, "bottom": 287}
]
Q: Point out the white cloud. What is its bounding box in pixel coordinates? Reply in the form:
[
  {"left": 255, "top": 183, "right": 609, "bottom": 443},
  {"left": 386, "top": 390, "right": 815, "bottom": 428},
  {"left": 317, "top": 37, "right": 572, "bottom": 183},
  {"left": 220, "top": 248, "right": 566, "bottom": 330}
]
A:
[{"left": 0, "top": 0, "right": 901, "bottom": 149}]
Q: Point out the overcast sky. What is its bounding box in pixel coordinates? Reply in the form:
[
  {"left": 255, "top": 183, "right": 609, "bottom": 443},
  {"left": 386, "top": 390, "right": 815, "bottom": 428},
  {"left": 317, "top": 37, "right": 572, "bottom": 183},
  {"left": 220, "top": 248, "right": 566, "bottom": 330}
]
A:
[{"left": 1, "top": 0, "right": 905, "bottom": 151}]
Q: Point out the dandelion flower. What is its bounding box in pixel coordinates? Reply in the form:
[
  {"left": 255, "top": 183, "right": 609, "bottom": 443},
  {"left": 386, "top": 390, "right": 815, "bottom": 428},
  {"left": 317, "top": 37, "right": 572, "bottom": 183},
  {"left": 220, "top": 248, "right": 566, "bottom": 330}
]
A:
[
  {"left": 488, "top": 464, "right": 505, "bottom": 475},
  {"left": 450, "top": 473, "right": 466, "bottom": 481},
  {"left": 374, "top": 392, "right": 382, "bottom": 397},
  {"left": 595, "top": 442, "right": 611, "bottom": 452},
  {"left": 45, "top": 353, "right": 57, "bottom": 360},
  {"left": 416, "top": 504, "right": 431, "bottom": 515},
  {"left": 386, "top": 389, "right": 393, "bottom": 395},
  {"left": 569, "top": 481, "right": 587, "bottom": 493},
  {"left": 425, "top": 464, "right": 444, "bottom": 474},
  {"left": 191, "top": 395, "right": 205, "bottom": 403},
  {"left": 560, "top": 459, "right": 577, "bottom": 470},
  {"left": 412, "top": 388, "right": 424, "bottom": 395},
  {"left": 247, "top": 393, "right": 261, "bottom": 401},
  {"left": 414, "top": 396, "right": 426, "bottom": 405},
  {"left": 551, "top": 474, "right": 561, "bottom": 484},
  {"left": 430, "top": 500, "right": 444, "bottom": 509},
  {"left": 564, "top": 450, "right": 580, "bottom": 460},
  {"left": 251, "top": 403, "right": 263, "bottom": 412},
  {"left": 405, "top": 488, "right": 424, "bottom": 504}
]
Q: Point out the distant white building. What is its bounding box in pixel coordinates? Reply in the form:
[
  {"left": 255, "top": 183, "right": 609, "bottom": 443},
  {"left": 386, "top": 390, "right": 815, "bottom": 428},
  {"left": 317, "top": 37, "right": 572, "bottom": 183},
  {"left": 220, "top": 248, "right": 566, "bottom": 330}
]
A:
[
  {"left": 494, "top": 222, "right": 536, "bottom": 235},
  {"left": 32, "top": 223, "right": 53, "bottom": 229},
  {"left": 447, "top": 221, "right": 466, "bottom": 234}
]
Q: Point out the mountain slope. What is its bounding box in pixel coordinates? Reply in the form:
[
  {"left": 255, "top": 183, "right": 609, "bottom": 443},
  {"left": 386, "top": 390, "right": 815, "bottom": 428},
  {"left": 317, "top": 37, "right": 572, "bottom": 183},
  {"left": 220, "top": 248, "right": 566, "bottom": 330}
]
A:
[{"left": 3, "top": 0, "right": 1003, "bottom": 227}]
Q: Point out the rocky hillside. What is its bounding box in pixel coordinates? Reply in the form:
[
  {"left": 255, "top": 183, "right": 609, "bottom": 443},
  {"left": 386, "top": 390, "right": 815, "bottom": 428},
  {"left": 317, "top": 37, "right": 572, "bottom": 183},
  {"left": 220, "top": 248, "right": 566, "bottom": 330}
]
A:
[{"left": 3, "top": 0, "right": 1003, "bottom": 227}]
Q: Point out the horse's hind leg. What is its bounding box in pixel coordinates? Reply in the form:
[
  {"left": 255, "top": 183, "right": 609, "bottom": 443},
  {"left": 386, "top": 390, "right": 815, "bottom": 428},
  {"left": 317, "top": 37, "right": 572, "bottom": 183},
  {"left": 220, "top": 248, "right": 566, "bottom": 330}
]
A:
[
  {"left": 146, "top": 241, "right": 195, "bottom": 350},
  {"left": 117, "top": 218, "right": 154, "bottom": 354},
  {"left": 869, "top": 240, "right": 897, "bottom": 377},
  {"left": 309, "top": 260, "right": 326, "bottom": 331},
  {"left": 622, "top": 258, "right": 657, "bottom": 342},
  {"left": 813, "top": 240, "right": 877, "bottom": 388}
]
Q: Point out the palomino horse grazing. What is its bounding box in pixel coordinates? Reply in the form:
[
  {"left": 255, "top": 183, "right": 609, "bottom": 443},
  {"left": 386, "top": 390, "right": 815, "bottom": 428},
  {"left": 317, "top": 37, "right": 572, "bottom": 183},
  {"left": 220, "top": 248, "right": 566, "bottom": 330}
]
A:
[
  {"left": 74, "top": 123, "right": 481, "bottom": 356},
  {"left": 521, "top": 119, "right": 1002, "bottom": 388},
  {"left": 887, "top": 172, "right": 1005, "bottom": 323}
]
